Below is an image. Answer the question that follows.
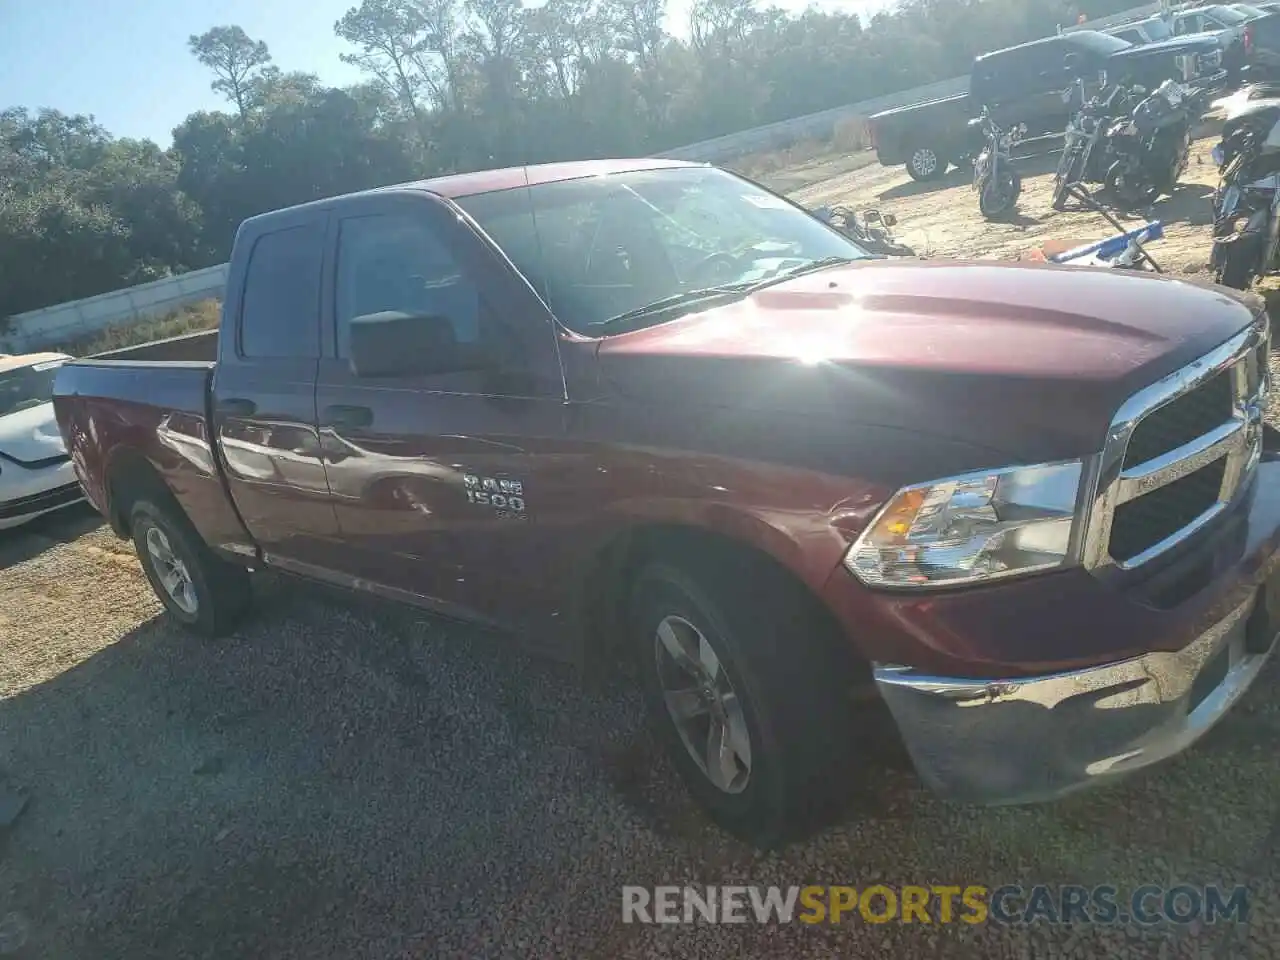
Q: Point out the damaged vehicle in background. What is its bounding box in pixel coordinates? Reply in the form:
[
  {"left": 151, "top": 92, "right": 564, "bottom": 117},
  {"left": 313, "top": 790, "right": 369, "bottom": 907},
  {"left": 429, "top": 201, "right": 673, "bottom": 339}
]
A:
[
  {"left": 51, "top": 159, "right": 1280, "bottom": 847},
  {"left": 0, "top": 352, "right": 84, "bottom": 530}
]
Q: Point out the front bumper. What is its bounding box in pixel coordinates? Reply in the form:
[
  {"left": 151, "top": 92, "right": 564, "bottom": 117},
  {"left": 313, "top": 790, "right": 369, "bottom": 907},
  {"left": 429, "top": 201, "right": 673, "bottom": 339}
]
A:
[
  {"left": 0, "top": 456, "right": 83, "bottom": 531},
  {"left": 870, "top": 460, "right": 1280, "bottom": 805}
]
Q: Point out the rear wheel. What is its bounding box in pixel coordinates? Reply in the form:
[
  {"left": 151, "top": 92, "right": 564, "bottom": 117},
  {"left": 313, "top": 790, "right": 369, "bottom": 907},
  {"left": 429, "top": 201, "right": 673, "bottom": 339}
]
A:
[
  {"left": 906, "top": 146, "right": 945, "bottom": 181},
  {"left": 131, "top": 499, "right": 251, "bottom": 637},
  {"left": 631, "top": 549, "right": 858, "bottom": 847},
  {"left": 1104, "top": 161, "right": 1157, "bottom": 208}
]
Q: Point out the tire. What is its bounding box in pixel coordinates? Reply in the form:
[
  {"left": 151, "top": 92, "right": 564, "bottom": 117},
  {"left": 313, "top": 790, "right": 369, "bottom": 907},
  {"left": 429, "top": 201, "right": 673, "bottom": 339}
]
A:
[
  {"left": 905, "top": 146, "right": 945, "bottom": 181},
  {"left": 131, "top": 499, "right": 251, "bottom": 637},
  {"left": 1104, "top": 161, "right": 1157, "bottom": 209},
  {"left": 979, "top": 169, "right": 1021, "bottom": 220},
  {"left": 1052, "top": 147, "right": 1082, "bottom": 211},
  {"left": 1215, "top": 243, "right": 1259, "bottom": 290},
  {"left": 630, "top": 550, "right": 856, "bottom": 847}
]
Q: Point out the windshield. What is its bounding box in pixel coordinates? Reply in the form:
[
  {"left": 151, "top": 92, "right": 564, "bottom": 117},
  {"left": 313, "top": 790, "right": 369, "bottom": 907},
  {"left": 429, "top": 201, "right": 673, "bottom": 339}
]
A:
[
  {"left": 455, "top": 166, "right": 871, "bottom": 335},
  {"left": 0, "top": 360, "right": 63, "bottom": 418},
  {"left": 1067, "top": 31, "right": 1132, "bottom": 55},
  {"left": 1140, "top": 17, "right": 1173, "bottom": 40},
  {"left": 1208, "top": 5, "right": 1251, "bottom": 23}
]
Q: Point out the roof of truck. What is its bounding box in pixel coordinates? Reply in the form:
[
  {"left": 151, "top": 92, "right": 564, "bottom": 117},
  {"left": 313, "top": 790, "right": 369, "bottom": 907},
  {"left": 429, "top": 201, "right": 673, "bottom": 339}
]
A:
[
  {"left": 237, "top": 157, "right": 704, "bottom": 233},
  {"left": 0, "top": 352, "right": 71, "bottom": 374},
  {"left": 410, "top": 157, "right": 701, "bottom": 198}
]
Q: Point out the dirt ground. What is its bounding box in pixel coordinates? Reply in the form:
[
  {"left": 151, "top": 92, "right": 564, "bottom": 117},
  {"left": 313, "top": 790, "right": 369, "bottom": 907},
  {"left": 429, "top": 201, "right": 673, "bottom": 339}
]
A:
[
  {"left": 775, "top": 131, "right": 1226, "bottom": 277},
  {"left": 2, "top": 140, "right": 1280, "bottom": 959}
]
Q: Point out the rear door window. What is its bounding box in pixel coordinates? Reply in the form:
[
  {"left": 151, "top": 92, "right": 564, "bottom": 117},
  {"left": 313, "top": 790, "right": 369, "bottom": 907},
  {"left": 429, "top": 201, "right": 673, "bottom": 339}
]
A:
[{"left": 239, "top": 224, "right": 324, "bottom": 359}]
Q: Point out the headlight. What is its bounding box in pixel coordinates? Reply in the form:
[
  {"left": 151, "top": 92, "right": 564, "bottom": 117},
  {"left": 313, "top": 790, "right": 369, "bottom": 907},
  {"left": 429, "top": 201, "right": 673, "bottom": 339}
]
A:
[{"left": 845, "top": 460, "right": 1084, "bottom": 588}]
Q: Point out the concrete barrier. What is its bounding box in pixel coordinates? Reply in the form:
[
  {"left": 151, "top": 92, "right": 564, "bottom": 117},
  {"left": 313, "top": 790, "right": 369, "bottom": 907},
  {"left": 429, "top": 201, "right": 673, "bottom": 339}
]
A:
[
  {"left": 2, "top": 1, "right": 1160, "bottom": 354},
  {"left": 1, "top": 264, "right": 227, "bottom": 354}
]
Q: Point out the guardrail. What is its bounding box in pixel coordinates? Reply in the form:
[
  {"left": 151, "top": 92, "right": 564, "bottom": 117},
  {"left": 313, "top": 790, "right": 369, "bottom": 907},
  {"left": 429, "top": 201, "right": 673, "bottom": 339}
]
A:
[{"left": 0, "top": 1, "right": 1161, "bottom": 354}]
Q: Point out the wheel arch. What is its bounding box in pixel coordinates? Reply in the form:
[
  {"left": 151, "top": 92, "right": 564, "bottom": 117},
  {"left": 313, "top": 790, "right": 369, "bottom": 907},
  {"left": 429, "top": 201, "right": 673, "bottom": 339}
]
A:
[
  {"left": 102, "top": 448, "right": 177, "bottom": 538},
  {"left": 570, "top": 515, "right": 867, "bottom": 686}
]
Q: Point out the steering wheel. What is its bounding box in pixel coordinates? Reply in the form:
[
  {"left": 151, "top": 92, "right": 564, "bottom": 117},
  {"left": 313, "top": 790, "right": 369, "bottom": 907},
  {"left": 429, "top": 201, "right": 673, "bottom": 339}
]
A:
[{"left": 686, "top": 251, "right": 741, "bottom": 286}]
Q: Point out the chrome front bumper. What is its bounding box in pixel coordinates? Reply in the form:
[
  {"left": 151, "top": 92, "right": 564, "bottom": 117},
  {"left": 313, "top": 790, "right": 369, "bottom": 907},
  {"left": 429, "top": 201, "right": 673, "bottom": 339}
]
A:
[{"left": 874, "top": 580, "right": 1279, "bottom": 804}]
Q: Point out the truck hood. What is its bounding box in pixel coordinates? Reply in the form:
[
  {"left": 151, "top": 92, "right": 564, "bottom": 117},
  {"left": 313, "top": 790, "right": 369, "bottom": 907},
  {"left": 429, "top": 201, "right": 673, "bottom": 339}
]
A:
[
  {"left": 593, "top": 260, "right": 1261, "bottom": 464},
  {"left": 0, "top": 401, "right": 68, "bottom": 464}
]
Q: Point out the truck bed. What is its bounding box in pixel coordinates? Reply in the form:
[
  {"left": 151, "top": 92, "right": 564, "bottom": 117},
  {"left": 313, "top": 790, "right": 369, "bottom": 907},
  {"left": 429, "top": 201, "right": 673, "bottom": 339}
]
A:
[{"left": 51, "top": 339, "right": 251, "bottom": 555}]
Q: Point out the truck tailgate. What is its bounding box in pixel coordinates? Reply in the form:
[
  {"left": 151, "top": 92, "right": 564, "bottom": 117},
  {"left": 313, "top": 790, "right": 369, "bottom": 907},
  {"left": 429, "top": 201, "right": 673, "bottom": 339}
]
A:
[{"left": 52, "top": 358, "right": 255, "bottom": 557}]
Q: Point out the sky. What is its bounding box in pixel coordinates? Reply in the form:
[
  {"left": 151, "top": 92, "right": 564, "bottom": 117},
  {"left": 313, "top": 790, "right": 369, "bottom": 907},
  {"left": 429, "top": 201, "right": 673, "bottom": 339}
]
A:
[{"left": 0, "top": 0, "right": 890, "bottom": 145}]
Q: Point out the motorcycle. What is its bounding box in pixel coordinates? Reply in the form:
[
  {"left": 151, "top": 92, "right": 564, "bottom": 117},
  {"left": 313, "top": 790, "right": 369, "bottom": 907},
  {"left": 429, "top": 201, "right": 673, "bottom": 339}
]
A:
[
  {"left": 1102, "top": 79, "right": 1194, "bottom": 208},
  {"left": 811, "top": 205, "right": 915, "bottom": 257},
  {"left": 1209, "top": 94, "right": 1280, "bottom": 289},
  {"left": 969, "top": 107, "right": 1026, "bottom": 220},
  {"left": 1052, "top": 78, "right": 1133, "bottom": 211}
]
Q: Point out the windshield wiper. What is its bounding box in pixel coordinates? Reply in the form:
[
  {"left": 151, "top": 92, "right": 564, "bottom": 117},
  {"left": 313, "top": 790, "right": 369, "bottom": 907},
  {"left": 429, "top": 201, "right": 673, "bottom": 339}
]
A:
[
  {"left": 591, "top": 257, "right": 864, "bottom": 335},
  {"left": 593, "top": 283, "right": 755, "bottom": 334},
  {"left": 749, "top": 256, "right": 864, "bottom": 289}
]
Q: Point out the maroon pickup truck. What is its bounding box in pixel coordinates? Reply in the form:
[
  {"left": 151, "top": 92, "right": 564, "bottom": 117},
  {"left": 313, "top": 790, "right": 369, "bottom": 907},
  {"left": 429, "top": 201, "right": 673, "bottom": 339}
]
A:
[{"left": 52, "top": 158, "right": 1280, "bottom": 845}]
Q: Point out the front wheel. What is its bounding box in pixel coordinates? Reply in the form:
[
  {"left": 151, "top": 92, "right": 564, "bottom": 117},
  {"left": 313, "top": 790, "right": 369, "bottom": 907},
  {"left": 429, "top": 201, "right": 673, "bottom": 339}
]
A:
[
  {"left": 131, "top": 499, "right": 251, "bottom": 637},
  {"left": 979, "top": 169, "right": 1022, "bottom": 219},
  {"left": 1052, "top": 148, "right": 1081, "bottom": 211},
  {"left": 631, "top": 551, "right": 858, "bottom": 847},
  {"left": 906, "top": 146, "right": 945, "bottom": 181}
]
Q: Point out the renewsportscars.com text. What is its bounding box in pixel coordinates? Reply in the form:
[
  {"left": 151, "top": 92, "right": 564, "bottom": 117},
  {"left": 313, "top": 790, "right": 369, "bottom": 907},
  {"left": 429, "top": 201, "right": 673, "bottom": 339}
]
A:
[{"left": 621, "top": 884, "right": 1250, "bottom": 926}]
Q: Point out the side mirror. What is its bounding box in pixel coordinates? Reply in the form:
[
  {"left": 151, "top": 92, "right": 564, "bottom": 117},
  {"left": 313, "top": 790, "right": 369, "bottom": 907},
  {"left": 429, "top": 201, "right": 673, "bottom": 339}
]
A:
[
  {"left": 880, "top": 213, "right": 898, "bottom": 227},
  {"left": 348, "top": 311, "right": 485, "bottom": 378}
]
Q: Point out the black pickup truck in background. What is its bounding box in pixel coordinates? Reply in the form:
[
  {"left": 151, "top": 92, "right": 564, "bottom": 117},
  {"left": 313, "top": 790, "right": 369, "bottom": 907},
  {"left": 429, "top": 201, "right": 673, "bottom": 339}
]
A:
[{"left": 868, "top": 29, "right": 1225, "bottom": 180}]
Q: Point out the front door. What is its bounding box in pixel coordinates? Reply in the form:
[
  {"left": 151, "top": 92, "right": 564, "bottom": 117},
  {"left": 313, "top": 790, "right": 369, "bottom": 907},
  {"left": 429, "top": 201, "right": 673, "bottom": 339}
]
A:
[{"left": 314, "top": 193, "right": 567, "bottom": 626}]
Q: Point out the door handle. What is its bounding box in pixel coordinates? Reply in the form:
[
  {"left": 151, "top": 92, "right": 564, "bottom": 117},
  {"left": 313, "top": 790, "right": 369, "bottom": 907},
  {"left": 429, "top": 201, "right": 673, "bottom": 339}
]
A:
[
  {"left": 216, "top": 397, "right": 257, "bottom": 417},
  {"left": 323, "top": 404, "right": 374, "bottom": 429}
]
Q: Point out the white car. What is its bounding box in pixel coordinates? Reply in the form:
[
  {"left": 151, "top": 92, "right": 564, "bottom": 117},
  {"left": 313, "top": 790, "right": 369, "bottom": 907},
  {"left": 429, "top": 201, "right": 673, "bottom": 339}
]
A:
[{"left": 0, "top": 352, "right": 84, "bottom": 530}]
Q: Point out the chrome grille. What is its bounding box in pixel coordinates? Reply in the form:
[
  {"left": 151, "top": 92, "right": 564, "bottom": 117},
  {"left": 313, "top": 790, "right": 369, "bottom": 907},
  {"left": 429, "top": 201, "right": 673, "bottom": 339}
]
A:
[
  {"left": 1083, "top": 318, "right": 1271, "bottom": 573},
  {"left": 1122, "top": 369, "right": 1234, "bottom": 468}
]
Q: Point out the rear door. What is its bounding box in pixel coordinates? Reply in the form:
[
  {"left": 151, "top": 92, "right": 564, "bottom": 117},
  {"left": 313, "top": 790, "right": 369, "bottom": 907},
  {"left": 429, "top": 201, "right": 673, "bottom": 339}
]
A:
[{"left": 213, "top": 210, "right": 341, "bottom": 564}]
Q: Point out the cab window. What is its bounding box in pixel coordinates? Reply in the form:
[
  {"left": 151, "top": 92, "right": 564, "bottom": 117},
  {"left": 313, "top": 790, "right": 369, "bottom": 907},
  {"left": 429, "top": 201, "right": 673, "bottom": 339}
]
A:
[{"left": 238, "top": 225, "right": 324, "bottom": 359}]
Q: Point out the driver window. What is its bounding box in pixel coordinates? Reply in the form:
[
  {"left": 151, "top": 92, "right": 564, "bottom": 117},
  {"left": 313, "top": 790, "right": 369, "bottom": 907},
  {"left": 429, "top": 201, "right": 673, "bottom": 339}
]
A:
[{"left": 334, "top": 212, "right": 482, "bottom": 359}]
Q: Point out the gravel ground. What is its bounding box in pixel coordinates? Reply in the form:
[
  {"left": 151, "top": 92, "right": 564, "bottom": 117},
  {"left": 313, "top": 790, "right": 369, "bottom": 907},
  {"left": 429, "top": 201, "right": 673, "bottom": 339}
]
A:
[{"left": 2, "top": 146, "right": 1280, "bottom": 958}]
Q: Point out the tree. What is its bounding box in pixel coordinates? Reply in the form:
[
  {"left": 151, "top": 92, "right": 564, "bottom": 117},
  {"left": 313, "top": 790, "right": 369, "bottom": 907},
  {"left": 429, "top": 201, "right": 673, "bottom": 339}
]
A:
[
  {"left": 6, "top": 0, "right": 1121, "bottom": 320},
  {"left": 188, "top": 26, "right": 273, "bottom": 121}
]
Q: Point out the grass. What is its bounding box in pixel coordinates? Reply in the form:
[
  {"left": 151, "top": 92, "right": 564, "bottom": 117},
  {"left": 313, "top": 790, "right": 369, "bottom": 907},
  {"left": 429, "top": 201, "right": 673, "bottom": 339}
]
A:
[{"left": 55, "top": 299, "right": 221, "bottom": 357}]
